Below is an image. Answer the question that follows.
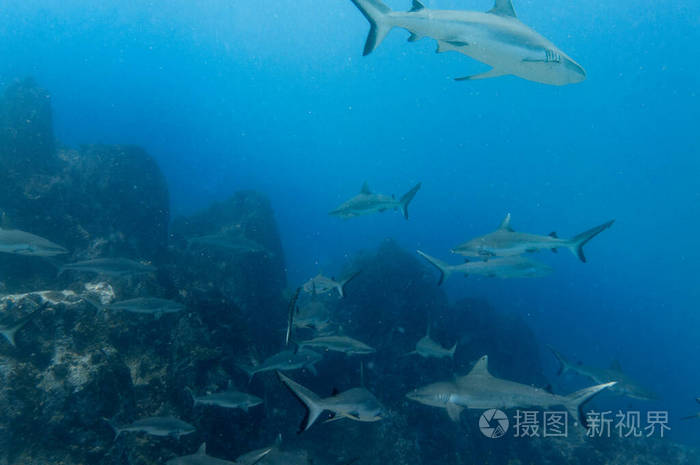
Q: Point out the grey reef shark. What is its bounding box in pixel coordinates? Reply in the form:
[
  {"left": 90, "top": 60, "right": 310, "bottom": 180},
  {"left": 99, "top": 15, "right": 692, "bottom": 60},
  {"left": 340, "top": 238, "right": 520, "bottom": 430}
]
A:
[{"left": 349, "top": 0, "right": 586, "bottom": 85}]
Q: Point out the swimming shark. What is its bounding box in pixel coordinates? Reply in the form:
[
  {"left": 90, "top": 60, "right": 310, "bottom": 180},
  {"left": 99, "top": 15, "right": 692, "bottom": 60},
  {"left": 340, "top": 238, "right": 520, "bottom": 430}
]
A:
[
  {"left": 277, "top": 371, "right": 385, "bottom": 432},
  {"left": 104, "top": 416, "right": 195, "bottom": 440},
  {"left": 548, "top": 346, "right": 658, "bottom": 401},
  {"left": 166, "top": 442, "right": 273, "bottom": 465},
  {"left": 59, "top": 258, "right": 157, "bottom": 277},
  {"left": 237, "top": 348, "right": 323, "bottom": 381},
  {"left": 297, "top": 335, "right": 376, "bottom": 355},
  {"left": 294, "top": 299, "right": 334, "bottom": 333},
  {"left": 407, "top": 325, "right": 456, "bottom": 359},
  {"left": 86, "top": 296, "right": 185, "bottom": 319},
  {"left": 348, "top": 0, "right": 586, "bottom": 85},
  {"left": 302, "top": 272, "right": 360, "bottom": 298},
  {"left": 417, "top": 249, "right": 552, "bottom": 285},
  {"left": 0, "top": 228, "right": 68, "bottom": 256},
  {"left": 451, "top": 214, "right": 615, "bottom": 262},
  {"left": 406, "top": 355, "right": 616, "bottom": 427},
  {"left": 329, "top": 182, "right": 421, "bottom": 220},
  {"left": 188, "top": 233, "right": 271, "bottom": 256},
  {"left": 186, "top": 386, "right": 263, "bottom": 412}
]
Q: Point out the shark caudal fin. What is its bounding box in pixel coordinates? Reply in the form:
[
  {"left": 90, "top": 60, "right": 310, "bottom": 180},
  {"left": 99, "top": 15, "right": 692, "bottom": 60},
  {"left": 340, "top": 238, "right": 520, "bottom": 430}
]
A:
[
  {"left": 103, "top": 417, "right": 122, "bottom": 440},
  {"left": 448, "top": 342, "right": 458, "bottom": 358},
  {"left": 277, "top": 371, "right": 325, "bottom": 432},
  {"left": 399, "top": 183, "right": 421, "bottom": 220},
  {"left": 547, "top": 345, "right": 574, "bottom": 376},
  {"left": 337, "top": 271, "right": 361, "bottom": 298},
  {"left": 416, "top": 250, "right": 453, "bottom": 285},
  {"left": 568, "top": 220, "right": 615, "bottom": 263},
  {"left": 349, "top": 0, "right": 393, "bottom": 55},
  {"left": 564, "top": 381, "right": 617, "bottom": 428},
  {"left": 236, "top": 363, "right": 258, "bottom": 383}
]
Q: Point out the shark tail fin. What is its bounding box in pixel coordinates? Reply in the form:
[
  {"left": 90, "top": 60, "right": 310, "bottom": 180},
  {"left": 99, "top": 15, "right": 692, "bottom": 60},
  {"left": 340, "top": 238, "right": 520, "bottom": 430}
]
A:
[
  {"left": 568, "top": 220, "right": 615, "bottom": 263},
  {"left": 547, "top": 345, "right": 572, "bottom": 375},
  {"left": 184, "top": 386, "right": 197, "bottom": 406},
  {"left": 237, "top": 363, "right": 257, "bottom": 383},
  {"left": 564, "top": 381, "right": 617, "bottom": 428},
  {"left": 337, "top": 270, "right": 361, "bottom": 298},
  {"left": 449, "top": 342, "right": 458, "bottom": 358},
  {"left": 0, "top": 306, "right": 42, "bottom": 347},
  {"left": 277, "top": 371, "right": 325, "bottom": 432},
  {"left": 416, "top": 250, "right": 452, "bottom": 285},
  {"left": 103, "top": 417, "right": 122, "bottom": 440},
  {"left": 349, "top": 0, "right": 393, "bottom": 55},
  {"left": 399, "top": 183, "right": 421, "bottom": 219}
]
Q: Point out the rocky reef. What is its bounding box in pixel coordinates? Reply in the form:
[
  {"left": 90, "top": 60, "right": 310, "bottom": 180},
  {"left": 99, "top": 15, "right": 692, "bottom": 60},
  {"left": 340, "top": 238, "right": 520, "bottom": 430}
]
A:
[{"left": 0, "top": 79, "right": 696, "bottom": 465}]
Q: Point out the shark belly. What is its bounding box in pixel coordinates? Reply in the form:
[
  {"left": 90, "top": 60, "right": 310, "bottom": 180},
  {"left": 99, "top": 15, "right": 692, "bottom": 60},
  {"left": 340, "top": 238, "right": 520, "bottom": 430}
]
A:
[{"left": 391, "top": 11, "right": 584, "bottom": 85}]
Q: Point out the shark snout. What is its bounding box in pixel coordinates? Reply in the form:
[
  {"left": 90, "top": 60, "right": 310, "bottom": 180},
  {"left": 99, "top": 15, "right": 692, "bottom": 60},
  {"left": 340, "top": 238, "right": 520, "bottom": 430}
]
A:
[{"left": 563, "top": 57, "right": 586, "bottom": 83}]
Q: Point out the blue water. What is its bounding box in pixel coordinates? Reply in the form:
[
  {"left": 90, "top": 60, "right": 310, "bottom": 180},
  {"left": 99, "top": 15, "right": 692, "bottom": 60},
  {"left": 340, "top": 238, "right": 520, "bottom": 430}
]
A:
[{"left": 1, "top": 0, "right": 699, "bottom": 446}]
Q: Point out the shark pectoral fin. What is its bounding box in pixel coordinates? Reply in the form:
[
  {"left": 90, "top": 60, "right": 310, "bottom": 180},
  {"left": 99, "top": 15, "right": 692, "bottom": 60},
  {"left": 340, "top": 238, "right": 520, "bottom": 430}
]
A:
[
  {"left": 455, "top": 68, "right": 507, "bottom": 81},
  {"left": 436, "top": 40, "right": 469, "bottom": 54},
  {"left": 446, "top": 402, "right": 464, "bottom": 422},
  {"left": 307, "top": 364, "right": 318, "bottom": 376}
]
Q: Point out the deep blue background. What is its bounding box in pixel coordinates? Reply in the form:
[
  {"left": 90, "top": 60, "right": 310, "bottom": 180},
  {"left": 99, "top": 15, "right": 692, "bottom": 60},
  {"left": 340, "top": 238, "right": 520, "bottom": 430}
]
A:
[{"left": 1, "top": 0, "right": 698, "bottom": 444}]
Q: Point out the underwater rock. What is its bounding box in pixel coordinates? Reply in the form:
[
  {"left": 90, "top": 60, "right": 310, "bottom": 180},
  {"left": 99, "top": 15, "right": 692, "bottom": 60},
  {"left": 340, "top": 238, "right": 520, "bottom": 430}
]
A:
[
  {"left": 0, "top": 291, "right": 135, "bottom": 465},
  {"left": 169, "top": 190, "right": 286, "bottom": 340},
  {"left": 0, "top": 80, "right": 169, "bottom": 293}
]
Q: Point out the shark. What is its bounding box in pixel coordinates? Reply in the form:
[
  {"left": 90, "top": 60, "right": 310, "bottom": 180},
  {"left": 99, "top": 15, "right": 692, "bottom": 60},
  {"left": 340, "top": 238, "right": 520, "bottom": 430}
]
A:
[
  {"left": 166, "top": 442, "right": 273, "bottom": 465},
  {"left": 417, "top": 249, "right": 552, "bottom": 285},
  {"left": 451, "top": 214, "right": 615, "bottom": 262},
  {"left": 104, "top": 416, "right": 195, "bottom": 440},
  {"left": 302, "top": 272, "right": 360, "bottom": 298},
  {"left": 237, "top": 348, "right": 323, "bottom": 381},
  {"left": 348, "top": 0, "right": 586, "bottom": 85},
  {"left": 0, "top": 309, "right": 39, "bottom": 347},
  {"left": 407, "top": 325, "right": 457, "bottom": 359},
  {"left": 548, "top": 346, "right": 658, "bottom": 401},
  {"left": 297, "top": 335, "right": 376, "bottom": 355},
  {"left": 329, "top": 182, "right": 421, "bottom": 220},
  {"left": 294, "top": 299, "right": 334, "bottom": 333},
  {"left": 406, "top": 355, "right": 616, "bottom": 427},
  {"left": 86, "top": 297, "right": 185, "bottom": 319},
  {"left": 0, "top": 228, "right": 68, "bottom": 256},
  {"left": 186, "top": 386, "right": 263, "bottom": 412},
  {"left": 59, "top": 258, "right": 157, "bottom": 277},
  {"left": 188, "top": 233, "right": 271, "bottom": 256},
  {"left": 277, "top": 371, "right": 385, "bottom": 431}
]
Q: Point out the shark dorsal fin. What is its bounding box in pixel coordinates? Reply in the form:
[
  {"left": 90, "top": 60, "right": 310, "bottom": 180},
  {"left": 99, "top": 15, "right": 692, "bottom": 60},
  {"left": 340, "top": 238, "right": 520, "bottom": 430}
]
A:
[
  {"left": 410, "top": 0, "right": 425, "bottom": 12},
  {"left": 488, "top": 0, "right": 516, "bottom": 17},
  {"left": 498, "top": 213, "right": 514, "bottom": 231},
  {"left": 360, "top": 181, "right": 371, "bottom": 195},
  {"left": 610, "top": 360, "right": 623, "bottom": 372},
  {"left": 197, "top": 443, "right": 207, "bottom": 455},
  {"left": 467, "top": 355, "right": 491, "bottom": 377}
]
